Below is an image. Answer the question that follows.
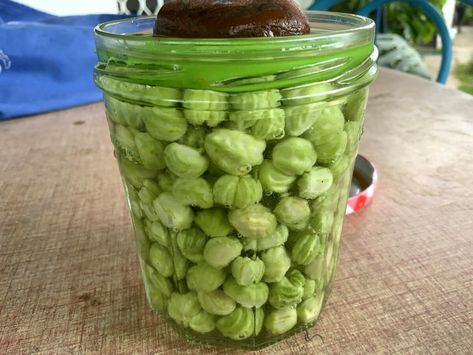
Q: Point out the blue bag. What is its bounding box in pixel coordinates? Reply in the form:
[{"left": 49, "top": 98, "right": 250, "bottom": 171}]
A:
[{"left": 0, "top": 0, "right": 128, "bottom": 120}]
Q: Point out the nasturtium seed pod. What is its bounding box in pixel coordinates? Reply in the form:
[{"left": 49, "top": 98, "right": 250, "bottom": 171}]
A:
[
  {"left": 140, "top": 201, "right": 159, "bottom": 222},
  {"left": 197, "top": 290, "right": 236, "bottom": 316},
  {"left": 223, "top": 277, "right": 269, "bottom": 308},
  {"left": 272, "top": 137, "right": 317, "bottom": 176},
  {"left": 213, "top": 175, "right": 263, "bottom": 209},
  {"left": 243, "top": 224, "right": 289, "bottom": 252},
  {"left": 189, "top": 310, "right": 216, "bottom": 333},
  {"left": 231, "top": 256, "right": 265, "bottom": 286},
  {"left": 216, "top": 306, "right": 254, "bottom": 340},
  {"left": 119, "top": 158, "right": 156, "bottom": 188},
  {"left": 177, "top": 227, "right": 208, "bottom": 263},
  {"left": 169, "top": 230, "right": 189, "bottom": 280},
  {"left": 260, "top": 246, "right": 291, "bottom": 283},
  {"left": 164, "top": 143, "right": 209, "bottom": 178},
  {"left": 291, "top": 233, "right": 322, "bottom": 266},
  {"left": 281, "top": 82, "right": 332, "bottom": 106},
  {"left": 310, "top": 210, "right": 334, "bottom": 236},
  {"left": 172, "top": 177, "right": 213, "bottom": 209},
  {"left": 147, "top": 220, "right": 169, "bottom": 248},
  {"left": 127, "top": 185, "right": 143, "bottom": 219},
  {"left": 315, "top": 131, "right": 348, "bottom": 165},
  {"left": 177, "top": 125, "right": 207, "bottom": 152},
  {"left": 148, "top": 287, "right": 168, "bottom": 311},
  {"left": 268, "top": 269, "right": 306, "bottom": 309},
  {"left": 297, "top": 292, "right": 325, "bottom": 323},
  {"left": 264, "top": 307, "right": 297, "bottom": 335},
  {"left": 138, "top": 185, "right": 158, "bottom": 205},
  {"left": 134, "top": 219, "right": 150, "bottom": 263},
  {"left": 344, "top": 87, "right": 368, "bottom": 122},
  {"left": 187, "top": 262, "right": 226, "bottom": 292},
  {"left": 344, "top": 120, "right": 362, "bottom": 154},
  {"left": 203, "top": 237, "right": 243, "bottom": 269},
  {"left": 142, "top": 107, "right": 187, "bottom": 142},
  {"left": 184, "top": 110, "right": 228, "bottom": 127},
  {"left": 204, "top": 129, "right": 266, "bottom": 175},
  {"left": 329, "top": 154, "right": 351, "bottom": 181},
  {"left": 183, "top": 89, "right": 229, "bottom": 111},
  {"left": 105, "top": 95, "right": 127, "bottom": 125},
  {"left": 274, "top": 196, "right": 311, "bottom": 231},
  {"left": 195, "top": 208, "right": 233, "bottom": 237},
  {"left": 302, "top": 279, "right": 317, "bottom": 300},
  {"left": 143, "top": 179, "right": 162, "bottom": 196},
  {"left": 230, "top": 90, "right": 282, "bottom": 110},
  {"left": 303, "top": 254, "right": 325, "bottom": 282},
  {"left": 134, "top": 132, "right": 166, "bottom": 171},
  {"left": 303, "top": 105, "right": 345, "bottom": 146},
  {"left": 153, "top": 192, "right": 194, "bottom": 230},
  {"left": 255, "top": 307, "right": 265, "bottom": 336},
  {"left": 145, "top": 264, "right": 173, "bottom": 298},
  {"left": 114, "top": 125, "right": 139, "bottom": 160},
  {"left": 258, "top": 160, "right": 296, "bottom": 193},
  {"left": 228, "top": 204, "right": 277, "bottom": 239},
  {"left": 149, "top": 243, "right": 174, "bottom": 278},
  {"left": 167, "top": 292, "right": 201, "bottom": 327},
  {"left": 297, "top": 167, "right": 333, "bottom": 199},
  {"left": 283, "top": 102, "right": 326, "bottom": 136},
  {"left": 248, "top": 108, "right": 286, "bottom": 140},
  {"left": 157, "top": 170, "right": 176, "bottom": 192}
]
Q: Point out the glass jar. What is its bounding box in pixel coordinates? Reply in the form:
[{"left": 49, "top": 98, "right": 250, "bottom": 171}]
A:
[{"left": 94, "top": 12, "right": 377, "bottom": 350}]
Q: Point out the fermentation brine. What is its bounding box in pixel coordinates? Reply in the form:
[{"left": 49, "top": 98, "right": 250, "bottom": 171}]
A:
[{"left": 94, "top": 11, "right": 377, "bottom": 350}]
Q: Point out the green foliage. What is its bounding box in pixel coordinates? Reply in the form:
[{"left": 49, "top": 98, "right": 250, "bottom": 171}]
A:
[{"left": 332, "top": 0, "right": 447, "bottom": 45}]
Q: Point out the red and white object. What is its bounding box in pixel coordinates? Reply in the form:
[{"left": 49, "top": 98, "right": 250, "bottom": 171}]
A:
[{"left": 346, "top": 155, "right": 378, "bottom": 215}]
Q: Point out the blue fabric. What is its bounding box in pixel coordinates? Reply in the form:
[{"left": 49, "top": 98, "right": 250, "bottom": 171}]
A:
[{"left": 0, "top": 0, "right": 128, "bottom": 120}]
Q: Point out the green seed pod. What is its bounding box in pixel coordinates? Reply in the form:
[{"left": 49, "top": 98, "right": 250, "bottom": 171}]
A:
[
  {"left": 157, "top": 170, "right": 176, "bottom": 192},
  {"left": 177, "top": 227, "right": 208, "bottom": 263},
  {"left": 264, "top": 307, "right": 297, "bottom": 335},
  {"left": 257, "top": 160, "right": 296, "bottom": 193},
  {"left": 167, "top": 292, "right": 201, "bottom": 327},
  {"left": 127, "top": 184, "right": 143, "bottom": 219},
  {"left": 268, "top": 269, "right": 306, "bottom": 309},
  {"left": 177, "top": 125, "right": 207, "bottom": 152},
  {"left": 143, "top": 179, "right": 162, "bottom": 196},
  {"left": 272, "top": 137, "right": 317, "bottom": 176},
  {"left": 184, "top": 110, "right": 228, "bottom": 127},
  {"left": 147, "top": 220, "right": 169, "bottom": 248},
  {"left": 134, "top": 132, "right": 166, "bottom": 171},
  {"left": 310, "top": 210, "right": 334, "bottom": 236},
  {"left": 172, "top": 177, "right": 213, "bottom": 209},
  {"left": 284, "top": 102, "right": 326, "bottom": 136},
  {"left": 255, "top": 307, "right": 265, "bottom": 336},
  {"left": 142, "top": 107, "right": 187, "bottom": 142},
  {"left": 169, "top": 231, "right": 189, "bottom": 280},
  {"left": 231, "top": 256, "right": 265, "bottom": 286},
  {"left": 204, "top": 129, "right": 266, "bottom": 175},
  {"left": 153, "top": 192, "right": 194, "bottom": 230},
  {"left": 297, "top": 292, "right": 325, "bottom": 323},
  {"left": 329, "top": 154, "right": 351, "bottom": 181},
  {"left": 230, "top": 90, "right": 282, "bottom": 110},
  {"left": 250, "top": 108, "right": 286, "bottom": 140},
  {"left": 344, "top": 120, "right": 362, "bottom": 154},
  {"left": 203, "top": 237, "right": 243, "bottom": 269},
  {"left": 303, "top": 106, "right": 345, "bottom": 146},
  {"left": 281, "top": 82, "right": 332, "bottom": 106},
  {"left": 197, "top": 290, "right": 236, "bottom": 316},
  {"left": 243, "top": 224, "right": 289, "bottom": 252},
  {"left": 213, "top": 175, "right": 263, "bottom": 209},
  {"left": 134, "top": 218, "right": 150, "bottom": 263},
  {"left": 140, "top": 201, "right": 159, "bottom": 222},
  {"left": 311, "top": 184, "right": 339, "bottom": 213},
  {"left": 186, "top": 262, "right": 226, "bottom": 292},
  {"left": 138, "top": 185, "right": 158, "bottom": 205},
  {"left": 216, "top": 306, "right": 254, "bottom": 340},
  {"left": 114, "top": 124, "right": 139, "bottom": 160},
  {"left": 189, "top": 310, "right": 216, "bottom": 333},
  {"left": 105, "top": 95, "right": 127, "bottom": 125},
  {"left": 228, "top": 204, "right": 277, "bottom": 239},
  {"left": 195, "top": 208, "right": 233, "bottom": 237},
  {"left": 297, "top": 167, "right": 333, "bottom": 199},
  {"left": 223, "top": 277, "right": 269, "bottom": 308},
  {"left": 148, "top": 287, "right": 168, "bottom": 311},
  {"left": 119, "top": 158, "right": 156, "bottom": 188},
  {"left": 291, "top": 233, "right": 322, "bottom": 266},
  {"left": 344, "top": 87, "right": 368, "bottom": 122},
  {"left": 260, "top": 246, "right": 291, "bottom": 283},
  {"left": 145, "top": 264, "right": 173, "bottom": 298},
  {"left": 303, "top": 253, "right": 325, "bottom": 282},
  {"left": 164, "top": 143, "right": 209, "bottom": 178},
  {"left": 105, "top": 96, "right": 145, "bottom": 130},
  {"left": 99, "top": 76, "right": 182, "bottom": 107},
  {"left": 149, "top": 243, "right": 174, "bottom": 278},
  {"left": 302, "top": 279, "right": 317, "bottom": 300},
  {"left": 315, "top": 131, "right": 348, "bottom": 165},
  {"left": 274, "top": 196, "right": 311, "bottom": 231},
  {"left": 183, "top": 89, "right": 229, "bottom": 111}
]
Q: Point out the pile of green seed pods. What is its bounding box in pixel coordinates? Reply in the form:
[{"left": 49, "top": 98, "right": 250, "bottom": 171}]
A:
[{"left": 101, "top": 75, "right": 368, "bottom": 343}]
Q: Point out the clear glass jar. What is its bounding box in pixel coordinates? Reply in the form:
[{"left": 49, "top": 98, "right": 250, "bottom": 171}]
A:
[{"left": 94, "top": 12, "right": 377, "bottom": 350}]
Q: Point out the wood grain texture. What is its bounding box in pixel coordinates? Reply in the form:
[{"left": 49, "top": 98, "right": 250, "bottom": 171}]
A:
[{"left": 1, "top": 69, "right": 472, "bottom": 354}]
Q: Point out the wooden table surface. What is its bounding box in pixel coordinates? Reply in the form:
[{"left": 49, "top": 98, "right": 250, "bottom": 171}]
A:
[{"left": 1, "top": 69, "right": 473, "bottom": 354}]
